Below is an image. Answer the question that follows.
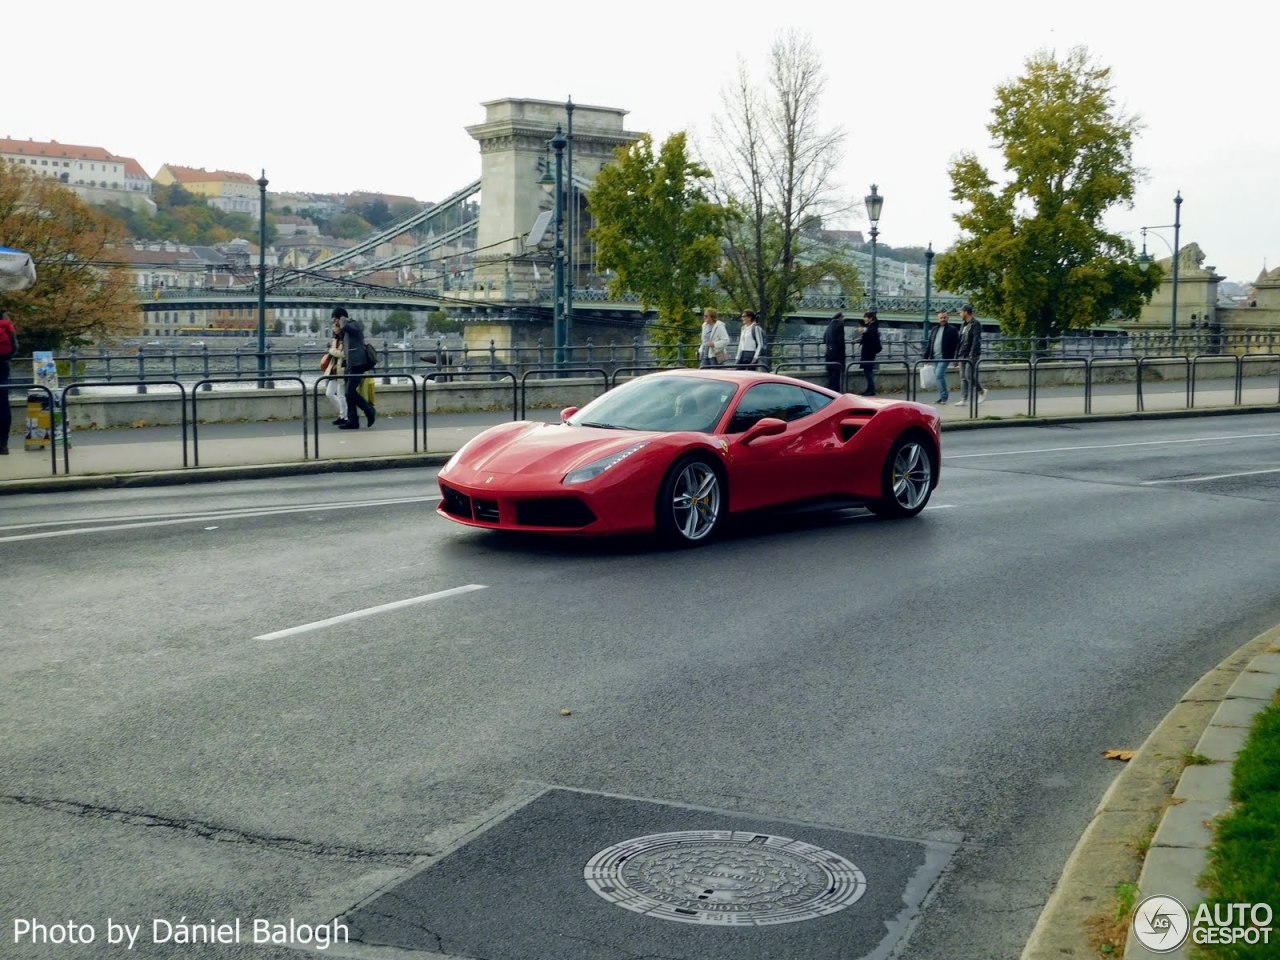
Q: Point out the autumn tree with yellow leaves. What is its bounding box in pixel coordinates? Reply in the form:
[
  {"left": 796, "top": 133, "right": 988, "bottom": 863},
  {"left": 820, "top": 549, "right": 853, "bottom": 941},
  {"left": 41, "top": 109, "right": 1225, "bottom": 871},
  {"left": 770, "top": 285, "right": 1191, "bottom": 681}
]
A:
[{"left": 0, "top": 164, "right": 140, "bottom": 352}]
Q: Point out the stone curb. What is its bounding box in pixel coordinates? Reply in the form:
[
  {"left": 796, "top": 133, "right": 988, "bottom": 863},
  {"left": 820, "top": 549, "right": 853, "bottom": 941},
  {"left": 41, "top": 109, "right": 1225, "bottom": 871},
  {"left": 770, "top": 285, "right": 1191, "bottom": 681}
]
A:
[{"left": 1020, "top": 624, "right": 1280, "bottom": 960}]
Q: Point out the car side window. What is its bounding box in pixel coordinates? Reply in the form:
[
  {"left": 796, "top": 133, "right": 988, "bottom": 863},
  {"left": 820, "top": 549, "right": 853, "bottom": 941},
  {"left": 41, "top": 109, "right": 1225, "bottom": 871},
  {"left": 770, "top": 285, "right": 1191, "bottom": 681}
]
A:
[
  {"left": 803, "top": 388, "right": 835, "bottom": 415},
  {"left": 726, "top": 383, "right": 816, "bottom": 434}
]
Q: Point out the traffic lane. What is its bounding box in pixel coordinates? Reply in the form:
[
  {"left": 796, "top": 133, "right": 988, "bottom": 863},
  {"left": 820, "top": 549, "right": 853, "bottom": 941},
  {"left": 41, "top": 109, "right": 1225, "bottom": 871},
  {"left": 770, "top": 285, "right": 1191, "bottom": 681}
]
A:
[
  {"left": 942, "top": 410, "right": 1280, "bottom": 483},
  {"left": 10, "top": 440, "right": 1280, "bottom": 957}
]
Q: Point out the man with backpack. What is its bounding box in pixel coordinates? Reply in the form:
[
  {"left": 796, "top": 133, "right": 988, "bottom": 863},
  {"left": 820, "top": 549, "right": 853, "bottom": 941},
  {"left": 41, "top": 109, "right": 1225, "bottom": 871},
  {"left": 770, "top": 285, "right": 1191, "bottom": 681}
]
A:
[{"left": 332, "top": 307, "right": 377, "bottom": 430}]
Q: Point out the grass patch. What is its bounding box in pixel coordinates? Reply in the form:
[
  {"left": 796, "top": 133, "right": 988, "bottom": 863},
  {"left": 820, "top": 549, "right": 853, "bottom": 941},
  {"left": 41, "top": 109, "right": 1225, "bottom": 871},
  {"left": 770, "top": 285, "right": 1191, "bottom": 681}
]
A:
[
  {"left": 1088, "top": 881, "right": 1140, "bottom": 955},
  {"left": 1195, "top": 690, "right": 1280, "bottom": 958},
  {"left": 1184, "top": 751, "right": 1215, "bottom": 766}
]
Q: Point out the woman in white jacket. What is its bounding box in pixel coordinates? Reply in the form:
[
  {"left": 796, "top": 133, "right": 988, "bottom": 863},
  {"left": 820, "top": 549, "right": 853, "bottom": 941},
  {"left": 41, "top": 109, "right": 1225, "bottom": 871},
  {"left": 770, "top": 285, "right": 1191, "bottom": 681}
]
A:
[{"left": 699, "top": 308, "right": 730, "bottom": 367}]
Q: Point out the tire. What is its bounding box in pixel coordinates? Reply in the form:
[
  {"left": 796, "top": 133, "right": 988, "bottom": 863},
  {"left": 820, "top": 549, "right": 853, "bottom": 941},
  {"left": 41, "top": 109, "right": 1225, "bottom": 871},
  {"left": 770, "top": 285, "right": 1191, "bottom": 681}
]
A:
[
  {"left": 656, "top": 454, "right": 724, "bottom": 545},
  {"left": 869, "top": 433, "right": 935, "bottom": 518}
]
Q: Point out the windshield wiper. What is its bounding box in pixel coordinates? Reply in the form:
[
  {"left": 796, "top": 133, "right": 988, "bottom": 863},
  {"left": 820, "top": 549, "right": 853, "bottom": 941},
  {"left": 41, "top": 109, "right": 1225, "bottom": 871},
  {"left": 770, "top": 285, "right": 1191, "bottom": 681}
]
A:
[{"left": 578, "top": 421, "right": 629, "bottom": 430}]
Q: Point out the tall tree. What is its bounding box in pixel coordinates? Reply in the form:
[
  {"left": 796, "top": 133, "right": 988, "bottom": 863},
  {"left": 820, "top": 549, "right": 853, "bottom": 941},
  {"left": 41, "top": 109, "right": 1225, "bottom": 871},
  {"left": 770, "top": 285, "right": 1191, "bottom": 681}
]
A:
[
  {"left": 710, "top": 29, "right": 853, "bottom": 343},
  {"left": 587, "top": 131, "right": 724, "bottom": 361},
  {"left": 0, "top": 165, "right": 139, "bottom": 351},
  {"left": 935, "top": 47, "right": 1160, "bottom": 340}
]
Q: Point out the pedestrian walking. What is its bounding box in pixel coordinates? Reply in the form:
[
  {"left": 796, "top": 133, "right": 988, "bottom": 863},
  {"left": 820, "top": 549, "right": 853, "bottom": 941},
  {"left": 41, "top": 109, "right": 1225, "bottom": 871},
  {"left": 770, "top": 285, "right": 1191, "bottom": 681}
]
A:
[
  {"left": 699, "top": 309, "right": 730, "bottom": 367},
  {"left": 322, "top": 317, "right": 348, "bottom": 425},
  {"left": 0, "top": 309, "right": 16, "bottom": 455},
  {"left": 955, "top": 303, "right": 986, "bottom": 405},
  {"left": 735, "top": 310, "right": 765, "bottom": 369},
  {"left": 332, "top": 307, "right": 376, "bottom": 429},
  {"left": 923, "top": 310, "right": 960, "bottom": 404},
  {"left": 858, "top": 310, "right": 882, "bottom": 395},
  {"left": 822, "top": 311, "right": 847, "bottom": 392}
]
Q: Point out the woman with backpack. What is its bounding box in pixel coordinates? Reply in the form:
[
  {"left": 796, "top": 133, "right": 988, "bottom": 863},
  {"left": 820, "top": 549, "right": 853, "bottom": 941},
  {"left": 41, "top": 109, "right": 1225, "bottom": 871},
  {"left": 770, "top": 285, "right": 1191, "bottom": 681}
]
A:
[{"left": 736, "top": 310, "right": 766, "bottom": 370}]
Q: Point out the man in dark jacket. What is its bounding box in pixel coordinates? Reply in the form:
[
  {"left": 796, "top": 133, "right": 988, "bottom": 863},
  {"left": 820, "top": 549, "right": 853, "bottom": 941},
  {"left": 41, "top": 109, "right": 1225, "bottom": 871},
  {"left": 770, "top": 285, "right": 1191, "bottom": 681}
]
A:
[
  {"left": 955, "top": 303, "right": 986, "bottom": 405},
  {"left": 333, "top": 307, "right": 377, "bottom": 429},
  {"left": 923, "top": 310, "right": 960, "bottom": 404},
  {"left": 822, "top": 311, "right": 847, "bottom": 392},
  {"left": 857, "top": 310, "right": 882, "bottom": 396}
]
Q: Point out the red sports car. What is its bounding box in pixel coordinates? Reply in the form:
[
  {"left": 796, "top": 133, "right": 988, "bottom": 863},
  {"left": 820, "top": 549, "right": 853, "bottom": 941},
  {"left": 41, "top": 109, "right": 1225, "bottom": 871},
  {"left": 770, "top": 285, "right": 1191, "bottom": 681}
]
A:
[{"left": 437, "top": 369, "right": 941, "bottom": 545}]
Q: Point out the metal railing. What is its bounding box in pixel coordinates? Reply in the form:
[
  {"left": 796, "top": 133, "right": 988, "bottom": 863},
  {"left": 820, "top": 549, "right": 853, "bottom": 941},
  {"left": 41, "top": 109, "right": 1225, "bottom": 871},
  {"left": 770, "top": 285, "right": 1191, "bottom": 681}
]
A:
[{"left": 9, "top": 346, "right": 1280, "bottom": 479}]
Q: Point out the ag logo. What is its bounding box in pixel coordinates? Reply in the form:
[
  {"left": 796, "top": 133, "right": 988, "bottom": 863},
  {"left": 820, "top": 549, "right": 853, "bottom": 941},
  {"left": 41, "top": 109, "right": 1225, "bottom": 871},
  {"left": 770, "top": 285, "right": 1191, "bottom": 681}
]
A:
[{"left": 1132, "top": 895, "right": 1190, "bottom": 952}]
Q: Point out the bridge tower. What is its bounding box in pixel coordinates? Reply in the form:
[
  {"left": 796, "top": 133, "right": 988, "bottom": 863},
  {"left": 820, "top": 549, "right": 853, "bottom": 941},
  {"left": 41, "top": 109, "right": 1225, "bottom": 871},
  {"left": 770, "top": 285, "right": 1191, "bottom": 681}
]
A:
[{"left": 464, "top": 99, "right": 639, "bottom": 345}]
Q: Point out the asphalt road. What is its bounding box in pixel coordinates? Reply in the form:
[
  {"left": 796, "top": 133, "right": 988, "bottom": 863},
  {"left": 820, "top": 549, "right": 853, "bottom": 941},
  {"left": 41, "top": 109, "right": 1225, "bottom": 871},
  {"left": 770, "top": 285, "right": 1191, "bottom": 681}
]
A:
[{"left": 3, "top": 411, "right": 1280, "bottom": 959}]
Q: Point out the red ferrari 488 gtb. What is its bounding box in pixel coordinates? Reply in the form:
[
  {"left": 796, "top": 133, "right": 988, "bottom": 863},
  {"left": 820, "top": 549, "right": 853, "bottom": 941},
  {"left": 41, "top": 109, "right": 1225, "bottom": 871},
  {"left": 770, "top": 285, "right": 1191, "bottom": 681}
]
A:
[{"left": 437, "top": 369, "right": 941, "bottom": 545}]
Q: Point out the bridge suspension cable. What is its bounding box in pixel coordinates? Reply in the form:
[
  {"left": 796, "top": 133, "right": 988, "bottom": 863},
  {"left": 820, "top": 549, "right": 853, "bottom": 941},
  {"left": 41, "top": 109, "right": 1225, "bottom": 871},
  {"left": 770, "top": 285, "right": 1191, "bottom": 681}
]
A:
[{"left": 302, "top": 179, "right": 481, "bottom": 274}]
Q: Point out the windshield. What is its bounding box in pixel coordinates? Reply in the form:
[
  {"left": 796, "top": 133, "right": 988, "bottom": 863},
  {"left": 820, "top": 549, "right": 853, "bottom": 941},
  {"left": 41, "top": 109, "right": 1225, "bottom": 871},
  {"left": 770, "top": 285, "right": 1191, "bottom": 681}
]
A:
[{"left": 567, "top": 376, "right": 738, "bottom": 433}]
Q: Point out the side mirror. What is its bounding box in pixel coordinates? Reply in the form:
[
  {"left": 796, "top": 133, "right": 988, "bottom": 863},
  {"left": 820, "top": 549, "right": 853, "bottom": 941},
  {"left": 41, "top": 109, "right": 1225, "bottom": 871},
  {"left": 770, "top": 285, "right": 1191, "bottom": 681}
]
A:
[
  {"left": 740, "top": 417, "right": 787, "bottom": 444},
  {"left": 560, "top": 406, "right": 579, "bottom": 423}
]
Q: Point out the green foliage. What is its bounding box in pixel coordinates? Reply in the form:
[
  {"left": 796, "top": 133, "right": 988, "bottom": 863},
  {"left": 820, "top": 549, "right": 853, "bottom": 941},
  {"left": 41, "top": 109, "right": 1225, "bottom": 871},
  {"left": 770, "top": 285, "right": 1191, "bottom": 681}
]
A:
[
  {"left": 934, "top": 47, "right": 1160, "bottom": 339},
  {"left": 99, "top": 182, "right": 277, "bottom": 247},
  {"left": 1196, "top": 692, "right": 1280, "bottom": 959},
  {"left": 588, "top": 131, "right": 725, "bottom": 363},
  {"left": 328, "top": 211, "right": 372, "bottom": 239},
  {"left": 384, "top": 309, "right": 415, "bottom": 335},
  {"left": 426, "top": 310, "right": 461, "bottom": 336}
]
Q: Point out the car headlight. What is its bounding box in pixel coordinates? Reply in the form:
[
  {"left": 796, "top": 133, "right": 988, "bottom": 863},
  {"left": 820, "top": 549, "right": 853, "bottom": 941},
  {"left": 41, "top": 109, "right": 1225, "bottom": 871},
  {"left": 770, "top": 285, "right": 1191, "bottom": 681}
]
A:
[{"left": 563, "top": 442, "right": 649, "bottom": 485}]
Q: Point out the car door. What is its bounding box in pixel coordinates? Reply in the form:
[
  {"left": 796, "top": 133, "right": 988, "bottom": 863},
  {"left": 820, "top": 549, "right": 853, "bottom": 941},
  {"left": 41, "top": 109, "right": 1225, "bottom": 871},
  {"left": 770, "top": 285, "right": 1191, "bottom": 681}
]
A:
[{"left": 721, "top": 383, "right": 836, "bottom": 511}]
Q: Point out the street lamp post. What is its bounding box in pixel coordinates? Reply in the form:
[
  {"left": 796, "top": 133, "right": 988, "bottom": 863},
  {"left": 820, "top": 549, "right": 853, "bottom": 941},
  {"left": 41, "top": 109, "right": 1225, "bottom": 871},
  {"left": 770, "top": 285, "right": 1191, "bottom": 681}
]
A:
[
  {"left": 548, "top": 126, "right": 567, "bottom": 369},
  {"left": 923, "top": 243, "right": 934, "bottom": 352},
  {"left": 865, "top": 184, "right": 883, "bottom": 309},
  {"left": 256, "top": 170, "right": 269, "bottom": 387},
  {"left": 1136, "top": 191, "right": 1183, "bottom": 348},
  {"left": 564, "top": 97, "right": 575, "bottom": 358}
]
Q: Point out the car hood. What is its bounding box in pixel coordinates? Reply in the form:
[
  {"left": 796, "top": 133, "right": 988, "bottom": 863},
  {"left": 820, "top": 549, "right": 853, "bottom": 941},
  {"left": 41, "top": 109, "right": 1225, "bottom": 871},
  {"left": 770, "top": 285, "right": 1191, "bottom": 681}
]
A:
[{"left": 459, "top": 422, "right": 664, "bottom": 476}]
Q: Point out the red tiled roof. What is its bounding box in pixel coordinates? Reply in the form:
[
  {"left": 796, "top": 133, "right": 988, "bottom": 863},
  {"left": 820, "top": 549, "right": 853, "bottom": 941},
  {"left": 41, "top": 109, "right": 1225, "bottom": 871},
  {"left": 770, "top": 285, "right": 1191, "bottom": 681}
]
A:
[
  {"left": 0, "top": 137, "right": 126, "bottom": 163},
  {"left": 162, "top": 164, "right": 257, "bottom": 185}
]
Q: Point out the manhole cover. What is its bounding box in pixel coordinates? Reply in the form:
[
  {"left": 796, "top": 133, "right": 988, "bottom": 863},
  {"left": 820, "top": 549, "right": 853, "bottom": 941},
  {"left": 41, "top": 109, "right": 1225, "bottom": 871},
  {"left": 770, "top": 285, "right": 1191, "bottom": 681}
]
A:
[{"left": 584, "top": 829, "right": 867, "bottom": 925}]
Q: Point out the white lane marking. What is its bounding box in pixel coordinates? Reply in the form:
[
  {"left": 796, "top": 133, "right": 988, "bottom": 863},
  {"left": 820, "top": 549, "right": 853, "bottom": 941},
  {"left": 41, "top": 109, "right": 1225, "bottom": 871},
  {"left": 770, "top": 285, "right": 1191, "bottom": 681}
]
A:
[
  {"left": 255, "top": 584, "right": 488, "bottom": 641},
  {"left": 945, "top": 432, "right": 1280, "bottom": 460},
  {"left": 0, "top": 495, "right": 442, "bottom": 543},
  {"left": 1141, "top": 467, "right": 1280, "bottom": 485}
]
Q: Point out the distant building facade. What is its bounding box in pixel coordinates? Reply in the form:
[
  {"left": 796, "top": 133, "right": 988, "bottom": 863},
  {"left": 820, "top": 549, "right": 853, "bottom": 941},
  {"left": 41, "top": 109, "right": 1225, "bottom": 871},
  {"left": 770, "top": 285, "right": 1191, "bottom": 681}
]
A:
[
  {"left": 0, "top": 137, "right": 156, "bottom": 214},
  {"left": 154, "top": 164, "right": 260, "bottom": 218}
]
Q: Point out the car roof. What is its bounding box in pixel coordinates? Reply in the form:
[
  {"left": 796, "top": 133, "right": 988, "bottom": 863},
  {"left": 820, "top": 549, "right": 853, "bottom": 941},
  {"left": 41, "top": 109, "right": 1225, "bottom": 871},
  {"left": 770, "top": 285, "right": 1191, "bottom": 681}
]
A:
[{"left": 642, "top": 368, "right": 836, "bottom": 393}]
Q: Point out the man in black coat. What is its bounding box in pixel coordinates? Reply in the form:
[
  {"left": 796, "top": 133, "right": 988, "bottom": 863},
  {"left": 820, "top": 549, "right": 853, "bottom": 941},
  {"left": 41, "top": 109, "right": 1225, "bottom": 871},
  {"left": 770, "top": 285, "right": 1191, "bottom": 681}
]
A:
[
  {"left": 822, "top": 311, "right": 847, "bottom": 392},
  {"left": 858, "top": 310, "right": 882, "bottom": 395},
  {"left": 333, "top": 307, "right": 377, "bottom": 429},
  {"left": 923, "top": 310, "right": 961, "bottom": 404}
]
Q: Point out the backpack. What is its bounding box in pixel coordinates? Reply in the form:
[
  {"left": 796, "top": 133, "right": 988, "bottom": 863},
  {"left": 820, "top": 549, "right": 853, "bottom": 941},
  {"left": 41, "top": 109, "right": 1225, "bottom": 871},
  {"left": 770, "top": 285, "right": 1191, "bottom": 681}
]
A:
[
  {"left": 0, "top": 318, "right": 14, "bottom": 357},
  {"left": 364, "top": 342, "right": 379, "bottom": 370}
]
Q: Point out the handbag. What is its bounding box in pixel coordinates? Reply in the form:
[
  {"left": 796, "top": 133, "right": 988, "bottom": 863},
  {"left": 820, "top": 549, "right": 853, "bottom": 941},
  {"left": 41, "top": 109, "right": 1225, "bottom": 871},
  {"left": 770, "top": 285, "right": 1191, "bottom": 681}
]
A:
[
  {"left": 320, "top": 353, "right": 332, "bottom": 371},
  {"left": 919, "top": 364, "right": 936, "bottom": 390}
]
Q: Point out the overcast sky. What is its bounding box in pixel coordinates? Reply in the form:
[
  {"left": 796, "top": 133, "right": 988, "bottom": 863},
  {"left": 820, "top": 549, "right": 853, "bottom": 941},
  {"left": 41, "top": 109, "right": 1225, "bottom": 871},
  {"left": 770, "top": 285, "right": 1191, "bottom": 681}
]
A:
[{"left": 9, "top": 0, "right": 1274, "bottom": 282}]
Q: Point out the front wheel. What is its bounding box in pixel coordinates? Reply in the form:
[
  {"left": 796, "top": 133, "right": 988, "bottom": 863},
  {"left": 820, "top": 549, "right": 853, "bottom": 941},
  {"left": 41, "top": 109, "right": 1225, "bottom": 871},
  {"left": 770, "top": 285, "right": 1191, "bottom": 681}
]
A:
[
  {"left": 868, "top": 434, "right": 934, "bottom": 518},
  {"left": 656, "top": 455, "right": 723, "bottom": 545}
]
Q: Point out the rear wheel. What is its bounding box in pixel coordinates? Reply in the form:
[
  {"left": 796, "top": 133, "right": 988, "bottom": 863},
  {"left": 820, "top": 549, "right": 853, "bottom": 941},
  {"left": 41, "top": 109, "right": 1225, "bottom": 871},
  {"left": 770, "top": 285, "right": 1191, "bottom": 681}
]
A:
[
  {"left": 657, "top": 455, "right": 723, "bottom": 545},
  {"left": 869, "top": 434, "right": 934, "bottom": 518}
]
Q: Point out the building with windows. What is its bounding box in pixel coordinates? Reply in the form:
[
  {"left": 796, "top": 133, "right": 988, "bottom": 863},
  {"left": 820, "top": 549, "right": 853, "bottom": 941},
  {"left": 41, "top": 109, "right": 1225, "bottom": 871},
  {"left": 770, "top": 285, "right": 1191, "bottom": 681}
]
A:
[
  {"left": 0, "top": 137, "right": 156, "bottom": 214},
  {"left": 153, "top": 164, "right": 260, "bottom": 218}
]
